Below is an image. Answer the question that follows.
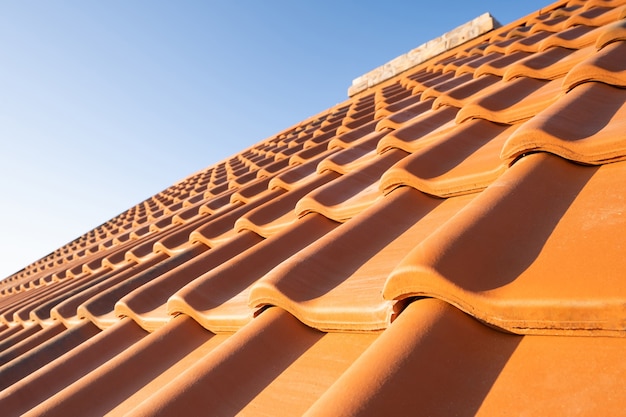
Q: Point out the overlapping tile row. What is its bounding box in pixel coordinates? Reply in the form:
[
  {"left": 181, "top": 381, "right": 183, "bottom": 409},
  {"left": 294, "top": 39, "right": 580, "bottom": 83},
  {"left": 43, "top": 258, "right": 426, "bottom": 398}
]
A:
[{"left": 2, "top": 0, "right": 626, "bottom": 415}]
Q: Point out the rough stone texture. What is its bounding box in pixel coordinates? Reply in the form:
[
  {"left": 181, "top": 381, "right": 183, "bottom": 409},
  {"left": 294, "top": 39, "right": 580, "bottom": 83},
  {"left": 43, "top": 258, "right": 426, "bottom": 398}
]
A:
[{"left": 348, "top": 13, "right": 501, "bottom": 97}]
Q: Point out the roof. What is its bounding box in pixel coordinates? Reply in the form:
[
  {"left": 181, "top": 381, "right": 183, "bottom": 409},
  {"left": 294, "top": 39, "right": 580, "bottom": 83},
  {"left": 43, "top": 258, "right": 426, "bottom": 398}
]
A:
[{"left": 2, "top": 0, "right": 626, "bottom": 415}]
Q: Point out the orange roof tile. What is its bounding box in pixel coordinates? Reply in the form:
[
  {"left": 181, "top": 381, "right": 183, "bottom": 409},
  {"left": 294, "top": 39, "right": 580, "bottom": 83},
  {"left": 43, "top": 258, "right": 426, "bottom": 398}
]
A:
[{"left": 2, "top": 0, "right": 626, "bottom": 415}]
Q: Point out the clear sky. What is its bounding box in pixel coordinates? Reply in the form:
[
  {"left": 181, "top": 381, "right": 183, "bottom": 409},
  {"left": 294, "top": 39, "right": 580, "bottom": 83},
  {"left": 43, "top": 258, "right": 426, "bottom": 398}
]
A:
[{"left": 0, "top": 0, "right": 552, "bottom": 279}]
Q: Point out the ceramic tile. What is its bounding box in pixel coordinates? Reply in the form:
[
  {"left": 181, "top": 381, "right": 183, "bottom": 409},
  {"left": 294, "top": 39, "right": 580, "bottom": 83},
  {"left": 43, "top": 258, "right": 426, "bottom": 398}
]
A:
[
  {"left": 538, "top": 23, "right": 603, "bottom": 49},
  {"left": 385, "top": 154, "right": 626, "bottom": 335},
  {"left": 380, "top": 120, "right": 519, "bottom": 197},
  {"left": 305, "top": 298, "right": 626, "bottom": 416},
  {"left": 503, "top": 45, "right": 594, "bottom": 81},
  {"left": 0, "top": 319, "right": 146, "bottom": 416},
  {"left": 502, "top": 81, "right": 626, "bottom": 164},
  {"left": 376, "top": 106, "right": 458, "bottom": 153},
  {"left": 0, "top": 321, "right": 101, "bottom": 392},
  {"left": 169, "top": 215, "right": 338, "bottom": 332},
  {"left": 473, "top": 51, "right": 532, "bottom": 77},
  {"left": 456, "top": 77, "right": 562, "bottom": 124},
  {"left": 115, "top": 234, "right": 261, "bottom": 332},
  {"left": 22, "top": 316, "right": 227, "bottom": 417},
  {"left": 3, "top": 0, "right": 626, "bottom": 414},
  {"left": 126, "top": 308, "right": 378, "bottom": 417},
  {"left": 565, "top": 5, "right": 624, "bottom": 27},
  {"left": 250, "top": 188, "right": 475, "bottom": 331},
  {"left": 563, "top": 40, "right": 626, "bottom": 89},
  {"left": 295, "top": 149, "right": 407, "bottom": 222},
  {"left": 596, "top": 18, "right": 626, "bottom": 49},
  {"left": 432, "top": 74, "right": 501, "bottom": 109},
  {"left": 375, "top": 98, "right": 434, "bottom": 131}
]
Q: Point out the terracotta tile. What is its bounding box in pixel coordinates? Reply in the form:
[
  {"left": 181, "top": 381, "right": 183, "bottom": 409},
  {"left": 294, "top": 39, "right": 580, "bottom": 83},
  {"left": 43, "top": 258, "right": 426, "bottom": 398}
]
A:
[
  {"left": 250, "top": 188, "right": 475, "bottom": 331},
  {"left": 229, "top": 177, "right": 273, "bottom": 204},
  {"left": 269, "top": 149, "right": 338, "bottom": 191},
  {"left": 454, "top": 52, "right": 505, "bottom": 75},
  {"left": 257, "top": 157, "right": 290, "bottom": 177},
  {"left": 504, "top": 30, "right": 554, "bottom": 53},
  {"left": 50, "top": 254, "right": 177, "bottom": 328},
  {"left": 291, "top": 140, "right": 334, "bottom": 164},
  {"left": 23, "top": 316, "right": 228, "bottom": 416},
  {"left": 126, "top": 308, "right": 377, "bottom": 416},
  {"left": 0, "top": 321, "right": 100, "bottom": 392},
  {"left": 411, "top": 71, "right": 455, "bottom": 95},
  {"left": 376, "top": 106, "right": 458, "bottom": 153},
  {"left": 538, "top": 23, "right": 602, "bottom": 49},
  {"left": 529, "top": 15, "right": 569, "bottom": 33},
  {"left": 385, "top": 153, "right": 626, "bottom": 335},
  {"left": 168, "top": 215, "right": 338, "bottom": 332},
  {"left": 170, "top": 204, "right": 202, "bottom": 225},
  {"left": 31, "top": 259, "right": 161, "bottom": 327},
  {"left": 115, "top": 233, "right": 262, "bottom": 331},
  {"left": 0, "top": 322, "right": 64, "bottom": 367},
  {"left": 319, "top": 131, "right": 385, "bottom": 174},
  {"left": 374, "top": 94, "right": 423, "bottom": 119},
  {"left": 0, "top": 324, "right": 24, "bottom": 343},
  {"left": 596, "top": 18, "right": 626, "bottom": 49},
  {"left": 343, "top": 105, "right": 375, "bottom": 123},
  {"left": 380, "top": 120, "right": 519, "bottom": 197},
  {"left": 550, "top": 4, "right": 583, "bottom": 18},
  {"left": 0, "top": 323, "right": 42, "bottom": 354},
  {"left": 0, "top": 319, "right": 146, "bottom": 416},
  {"left": 2, "top": 274, "right": 93, "bottom": 326},
  {"left": 189, "top": 188, "right": 284, "bottom": 247},
  {"left": 565, "top": 5, "right": 624, "bottom": 27},
  {"left": 5, "top": 1, "right": 626, "bottom": 414},
  {"left": 275, "top": 142, "right": 304, "bottom": 159},
  {"left": 505, "top": 25, "right": 534, "bottom": 39},
  {"left": 483, "top": 36, "right": 519, "bottom": 54},
  {"left": 441, "top": 54, "right": 485, "bottom": 73},
  {"left": 304, "top": 299, "right": 520, "bottom": 416},
  {"left": 327, "top": 120, "right": 376, "bottom": 148},
  {"left": 235, "top": 172, "right": 339, "bottom": 237},
  {"left": 473, "top": 50, "right": 532, "bottom": 77},
  {"left": 80, "top": 250, "right": 207, "bottom": 329},
  {"left": 295, "top": 149, "right": 407, "bottom": 222},
  {"left": 0, "top": 281, "right": 52, "bottom": 317},
  {"left": 401, "top": 69, "right": 442, "bottom": 91},
  {"left": 432, "top": 74, "right": 501, "bottom": 109},
  {"left": 502, "top": 82, "right": 626, "bottom": 164},
  {"left": 374, "top": 97, "right": 433, "bottom": 131},
  {"left": 582, "top": 0, "right": 626, "bottom": 9},
  {"left": 428, "top": 54, "right": 462, "bottom": 72},
  {"left": 503, "top": 45, "right": 594, "bottom": 81},
  {"left": 456, "top": 77, "right": 562, "bottom": 124},
  {"left": 563, "top": 40, "right": 626, "bottom": 89},
  {"left": 374, "top": 86, "right": 412, "bottom": 111},
  {"left": 336, "top": 113, "right": 375, "bottom": 137},
  {"left": 462, "top": 40, "right": 491, "bottom": 57},
  {"left": 305, "top": 298, "right": 626, "bottom": 416},
  {"left": 421, "top": 72, "right": 474, "bottom": 101}
]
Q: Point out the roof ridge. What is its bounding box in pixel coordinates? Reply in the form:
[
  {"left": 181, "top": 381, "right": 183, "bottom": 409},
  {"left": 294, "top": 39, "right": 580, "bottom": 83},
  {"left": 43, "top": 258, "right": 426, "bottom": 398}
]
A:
[{"left": 348, "top": 13, "right": 502, "bottom": 97}]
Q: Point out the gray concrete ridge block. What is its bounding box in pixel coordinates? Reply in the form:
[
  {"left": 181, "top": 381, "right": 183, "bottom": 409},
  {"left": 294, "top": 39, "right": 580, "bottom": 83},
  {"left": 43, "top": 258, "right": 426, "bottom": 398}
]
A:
[{"left": 348, "top": 13, "right": 501, "bottom": 97}]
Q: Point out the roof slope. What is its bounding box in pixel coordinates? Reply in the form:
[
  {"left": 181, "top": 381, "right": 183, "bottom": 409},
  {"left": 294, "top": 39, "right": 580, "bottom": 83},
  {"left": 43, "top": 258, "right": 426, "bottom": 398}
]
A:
[{"left": 2, "top": 0, "right": 626, "bottom": 415}]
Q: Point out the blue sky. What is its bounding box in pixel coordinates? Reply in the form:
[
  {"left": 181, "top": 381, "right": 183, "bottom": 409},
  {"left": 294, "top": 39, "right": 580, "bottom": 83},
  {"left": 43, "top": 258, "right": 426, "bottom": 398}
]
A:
[{"left": 0, "top": 1, "right": 551, "bottom": 278}]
